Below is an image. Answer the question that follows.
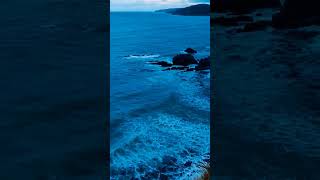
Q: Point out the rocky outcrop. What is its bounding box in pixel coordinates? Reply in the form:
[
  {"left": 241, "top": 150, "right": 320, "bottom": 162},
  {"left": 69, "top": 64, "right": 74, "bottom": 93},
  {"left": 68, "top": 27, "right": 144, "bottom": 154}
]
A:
[
  {"left": 172, "top": 54, "right": 198, "bottom": 66},
  {"left": 149, "top": 49, "right": 210, "bottom": 72},
  {"left": 184, "top": 48, "right": 197, "bottom": 54},
  {"left": 157, "top": 4, "right": 210, "bottom": 16},
  {"left": 149, "top": 61, "right": 172, "bottom": 67},
  {"left": 195, "top": 57, "right": 210, "bottom": 71}
]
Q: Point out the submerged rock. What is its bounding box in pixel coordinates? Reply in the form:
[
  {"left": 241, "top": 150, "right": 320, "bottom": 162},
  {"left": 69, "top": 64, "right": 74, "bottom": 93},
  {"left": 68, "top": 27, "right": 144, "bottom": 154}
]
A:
[
  {"left": 172, "top": 54, "right": 198, "bottom": 66},
  {"left": 195, "top": 57, "right": 210, "bottom": 71},
  {"left": 184, "top": 48, "right": 197, "bottom": 54},
  {"left": 149, "top": 61, "right": 172, "bottom": 67}
]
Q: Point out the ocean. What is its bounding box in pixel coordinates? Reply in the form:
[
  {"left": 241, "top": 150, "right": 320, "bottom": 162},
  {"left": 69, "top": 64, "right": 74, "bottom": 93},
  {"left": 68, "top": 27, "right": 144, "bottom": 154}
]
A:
[{"left": 110, "top": 12, "right": 210, "bottom": 179}]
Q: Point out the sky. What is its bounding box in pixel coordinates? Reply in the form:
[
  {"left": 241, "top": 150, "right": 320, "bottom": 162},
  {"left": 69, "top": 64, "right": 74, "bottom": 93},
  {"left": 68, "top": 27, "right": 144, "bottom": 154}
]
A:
[{"left": 110, "top": 0, "right": 210, "bottom": 12}]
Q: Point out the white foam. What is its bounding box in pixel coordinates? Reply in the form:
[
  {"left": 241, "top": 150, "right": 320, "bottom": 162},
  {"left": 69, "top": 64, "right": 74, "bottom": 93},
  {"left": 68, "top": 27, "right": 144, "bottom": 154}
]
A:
[
  {"left": 110, "top": 113, "right": 210, "bottom": 179},
  {"left": 124, "top": 54, "right": 160, "bottom": 59}
]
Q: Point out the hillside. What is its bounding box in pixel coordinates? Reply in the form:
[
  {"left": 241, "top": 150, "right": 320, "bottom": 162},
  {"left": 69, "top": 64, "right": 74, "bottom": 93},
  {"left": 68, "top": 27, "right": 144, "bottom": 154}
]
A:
[{"left": 156, "top": 4, "right": 210, "bottom": 16}]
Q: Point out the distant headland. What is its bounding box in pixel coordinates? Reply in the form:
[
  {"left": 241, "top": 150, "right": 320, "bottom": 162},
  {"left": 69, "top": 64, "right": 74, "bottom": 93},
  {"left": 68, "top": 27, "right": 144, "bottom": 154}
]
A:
[{"left": 156, "top": 4, "right": 210, "bottom": 16}]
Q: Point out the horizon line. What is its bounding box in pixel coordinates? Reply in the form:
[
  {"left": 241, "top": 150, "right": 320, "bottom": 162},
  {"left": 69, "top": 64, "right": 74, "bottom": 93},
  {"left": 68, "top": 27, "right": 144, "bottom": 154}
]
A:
[{"left": 110, "top": 3, "right": 210, "bottom": 13}]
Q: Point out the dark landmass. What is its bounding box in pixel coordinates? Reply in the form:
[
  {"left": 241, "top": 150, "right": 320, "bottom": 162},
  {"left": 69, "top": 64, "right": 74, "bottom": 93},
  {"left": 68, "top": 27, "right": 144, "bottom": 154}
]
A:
[
  {"left": 156, "top": 4, "right": 210, "bottom": 16},
  {"left": 155, "top": 8, "right": 179, "bottom": 13}
]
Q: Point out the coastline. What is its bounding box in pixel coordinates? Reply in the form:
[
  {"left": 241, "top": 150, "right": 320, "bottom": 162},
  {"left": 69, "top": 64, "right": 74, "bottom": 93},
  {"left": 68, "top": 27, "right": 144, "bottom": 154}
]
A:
[{"left": 111, "top": 12, "right": 210, "bottom": 179}]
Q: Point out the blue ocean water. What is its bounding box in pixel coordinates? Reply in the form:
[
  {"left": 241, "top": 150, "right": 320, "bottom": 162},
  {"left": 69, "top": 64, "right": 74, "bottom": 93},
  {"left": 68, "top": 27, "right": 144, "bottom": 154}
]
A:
[{"left": 110, "top": 12, "right": 210, "bottom": 179}]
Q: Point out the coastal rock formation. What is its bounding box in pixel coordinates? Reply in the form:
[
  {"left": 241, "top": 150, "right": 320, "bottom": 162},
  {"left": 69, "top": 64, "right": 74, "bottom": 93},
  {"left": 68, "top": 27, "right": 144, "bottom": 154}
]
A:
[
  {"left": 149, "top": 61, "right": 172, "bottom": 67},
  {"left": 195, "top": 57, "right": 210, "bottom": 71},
  {"left": 184, "top": 48, "right": 197, "bottom": 54},
  {"left": 157, "top": 4, "right": 210, "bottom": 16},
  {"left": 149, "top": 49, "right": 210, "bottom": 72},
  {"left": 172, "top": 54, "right": 198, "bottom": 66}
]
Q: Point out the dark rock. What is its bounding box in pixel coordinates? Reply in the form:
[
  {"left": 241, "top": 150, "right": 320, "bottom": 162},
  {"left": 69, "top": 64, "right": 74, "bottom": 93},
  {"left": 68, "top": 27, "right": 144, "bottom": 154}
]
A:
[
  {"left": 149, "top": 61, "right": 172, "bottom": 67},
  {"left": 168, "top": 4, "right": 210, "bottom": 16},
  {"left": 184, "top": 48, "right": 197, "bottom": 54},
  {"left": 213, "top": 15, "right": 253, "bottom": 26},
  {"left": 238, "top": 20, "right": 271, "bottom": 32},
  {"left": 195, "top": 57, "right": 210, "bottom": 71},
  {"left": 184, "top": 161, "right": 192, "bottom": 167},
  {"left": 172, "top": 54, "right": 197, "bottom": 66}
]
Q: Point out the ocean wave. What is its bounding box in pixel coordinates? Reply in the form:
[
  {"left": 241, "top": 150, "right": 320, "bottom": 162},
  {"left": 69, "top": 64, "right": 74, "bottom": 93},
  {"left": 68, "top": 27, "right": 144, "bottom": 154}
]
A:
[
  {"left": 124, "top": 54, "right": 160, "bottom": 59},
  {"left": 110, "top": 113, "right": 209, "bottom": 179}
]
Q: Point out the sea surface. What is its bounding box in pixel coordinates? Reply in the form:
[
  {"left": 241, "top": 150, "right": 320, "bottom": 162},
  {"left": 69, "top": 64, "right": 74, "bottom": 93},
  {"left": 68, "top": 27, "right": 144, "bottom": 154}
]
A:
[{"left": 110, "top": 12, "right": 210, "bottom": 179}]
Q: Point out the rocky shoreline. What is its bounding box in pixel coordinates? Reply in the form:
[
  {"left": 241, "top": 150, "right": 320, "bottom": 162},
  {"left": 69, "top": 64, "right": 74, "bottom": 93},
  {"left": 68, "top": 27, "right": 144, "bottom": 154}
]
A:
[{"left": 149, "top": 48, "right": 210, "bottom": 72}]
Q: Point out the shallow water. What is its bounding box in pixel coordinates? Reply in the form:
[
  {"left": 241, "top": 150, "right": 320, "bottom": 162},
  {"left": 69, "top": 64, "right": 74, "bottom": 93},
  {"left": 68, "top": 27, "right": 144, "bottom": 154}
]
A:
[{"left": 110, "top": 12, "right": 210, "bottom": 179}]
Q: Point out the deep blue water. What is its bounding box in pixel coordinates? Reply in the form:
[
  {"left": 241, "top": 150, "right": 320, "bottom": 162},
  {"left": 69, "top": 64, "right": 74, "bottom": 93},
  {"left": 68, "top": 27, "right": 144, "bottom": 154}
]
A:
[{"left": 110, "top": 12, "right": 210, "bottom": 179}]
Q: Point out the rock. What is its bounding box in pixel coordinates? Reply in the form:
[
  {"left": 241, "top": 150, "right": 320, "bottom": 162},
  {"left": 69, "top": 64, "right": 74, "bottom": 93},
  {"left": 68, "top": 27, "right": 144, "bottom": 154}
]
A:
[
  {"left": 172, "top": 54, "right": 198, "bottom": 66},
  {"left": 149, "top": 61, "right": 172, "bottom": 67},
  {"left": 170, "top": 4, "right": 210, "bottom": 16},
  {"left": 184, "top": 48, "right": 197, "bottom": 54},
  {"left": 184, "top": 161, "right": 192, "bottom": 167},
  {"left": 238, "top": 20, "right": 271, "bottom": 32},
  {"left": 195, "top": 57, "right": 210, "bottom": 71},
  {"left": 213, "top": 15, "right": 253, "bottom": 26}
]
